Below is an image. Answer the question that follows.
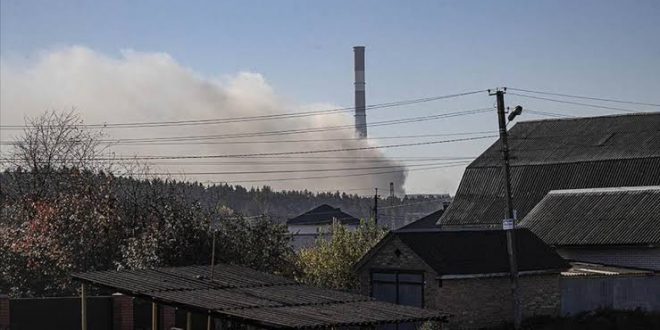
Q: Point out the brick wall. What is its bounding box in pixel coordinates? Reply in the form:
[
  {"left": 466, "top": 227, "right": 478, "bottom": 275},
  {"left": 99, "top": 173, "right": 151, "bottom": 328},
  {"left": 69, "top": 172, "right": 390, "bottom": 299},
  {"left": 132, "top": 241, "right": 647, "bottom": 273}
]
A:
[
  {"left": 357, "top": 236, "right": 562, "bottom": 329},
  {"left": 112, "top": 293, "right": 133, "bottom": 330},
  {"left": 0, "top": 295, "right": 9, "bottom": 330},
  {"left": 434, "top": 274, "right": 561, "bottom": 329}
]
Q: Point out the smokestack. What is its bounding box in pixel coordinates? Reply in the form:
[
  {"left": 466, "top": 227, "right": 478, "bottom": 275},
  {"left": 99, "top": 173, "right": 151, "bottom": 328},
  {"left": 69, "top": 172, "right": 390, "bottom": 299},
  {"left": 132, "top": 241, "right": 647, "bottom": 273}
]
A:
[{"left": 353, "top": 46, "right": 367, "bottom": 138}]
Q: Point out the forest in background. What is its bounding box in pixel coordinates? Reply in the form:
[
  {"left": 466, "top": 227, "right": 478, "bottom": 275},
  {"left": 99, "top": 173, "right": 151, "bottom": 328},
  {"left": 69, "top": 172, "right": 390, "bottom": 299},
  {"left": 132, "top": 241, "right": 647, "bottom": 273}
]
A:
[{"left": 0, "top": 111, "right": 449, "bottom": 297}]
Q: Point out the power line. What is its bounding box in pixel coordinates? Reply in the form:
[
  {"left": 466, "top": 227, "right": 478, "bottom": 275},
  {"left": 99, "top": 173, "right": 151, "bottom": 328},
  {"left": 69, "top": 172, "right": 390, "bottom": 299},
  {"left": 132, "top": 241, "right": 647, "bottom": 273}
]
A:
[
  {"left": 86, "top": 108, "right": 493, "bottom": 144},
  {"left": 507, "top": 87, "right": 660, "bottom": 107},
  {"left": 208, "top": 162, "right": 470, "bottom": 184},
  {"left": 508, "top": 92, "right": 643, "bottom": 113},
  {"left": 116, "top": 161, "right": 461, "bottom": 176},
  {"left": 525, "top": 109, "right": 575, "bottom": 118},
  {"left": 0, "top": 130, "right": 498, "bottom": 146},
  {"left": 0, "top": 135, "right": 496, "bottom": 162},
  {"left": 0, "top": 90, "right": 486, "bottom": 130}
]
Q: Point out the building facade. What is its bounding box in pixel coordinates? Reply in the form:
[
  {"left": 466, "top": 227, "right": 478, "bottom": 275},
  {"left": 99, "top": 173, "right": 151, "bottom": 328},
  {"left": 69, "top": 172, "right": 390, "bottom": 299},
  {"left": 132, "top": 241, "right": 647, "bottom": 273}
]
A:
[{"left": 355, "top": 229, "right": 568, "bottom": 329}]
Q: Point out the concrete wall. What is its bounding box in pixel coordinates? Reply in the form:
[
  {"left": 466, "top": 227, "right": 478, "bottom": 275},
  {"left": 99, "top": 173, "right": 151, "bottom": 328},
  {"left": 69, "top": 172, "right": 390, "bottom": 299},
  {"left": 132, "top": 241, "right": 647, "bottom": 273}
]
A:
[
  {"left": 356, "top": 236, "right": 562, "bottom": 329},
  {"left": 561, "top": 275, "right": 660, "bottom": 315},
  {"left": 557, "top": 247, "right": 660, "bottom": 271}
]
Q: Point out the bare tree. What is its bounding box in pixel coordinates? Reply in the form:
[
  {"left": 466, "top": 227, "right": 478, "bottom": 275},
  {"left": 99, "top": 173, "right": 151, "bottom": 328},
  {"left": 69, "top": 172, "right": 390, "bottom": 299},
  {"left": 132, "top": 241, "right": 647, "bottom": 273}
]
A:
[{"left": 7, "top": 110, "right": 113, "bottom": 173}]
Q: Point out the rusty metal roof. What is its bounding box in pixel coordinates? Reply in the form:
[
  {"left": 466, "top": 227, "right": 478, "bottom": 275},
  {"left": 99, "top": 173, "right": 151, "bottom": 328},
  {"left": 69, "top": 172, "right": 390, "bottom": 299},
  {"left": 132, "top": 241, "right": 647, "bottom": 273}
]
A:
[
  {"left": 519, "top": 186, "right": 660, "bottom": 246},
  {"left": 72, "top": 264, "right": 446, "bottom": 328},
  {"left": 439, "top": 113, "right": 660, "bottom": 227}
]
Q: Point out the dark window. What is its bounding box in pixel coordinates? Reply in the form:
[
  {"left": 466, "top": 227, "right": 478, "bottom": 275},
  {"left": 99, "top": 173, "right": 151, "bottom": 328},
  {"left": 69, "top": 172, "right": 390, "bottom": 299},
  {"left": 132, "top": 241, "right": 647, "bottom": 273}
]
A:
[{"left": 371, "top": 271, "right": 424, "bottom": 308}]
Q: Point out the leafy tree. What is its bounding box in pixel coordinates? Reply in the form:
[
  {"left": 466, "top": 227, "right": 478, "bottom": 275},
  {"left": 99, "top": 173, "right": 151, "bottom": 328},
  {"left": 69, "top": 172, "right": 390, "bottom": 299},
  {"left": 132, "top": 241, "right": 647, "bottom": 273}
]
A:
[{"left": 296, "top": 219, "right": 387, "bottom": 290}]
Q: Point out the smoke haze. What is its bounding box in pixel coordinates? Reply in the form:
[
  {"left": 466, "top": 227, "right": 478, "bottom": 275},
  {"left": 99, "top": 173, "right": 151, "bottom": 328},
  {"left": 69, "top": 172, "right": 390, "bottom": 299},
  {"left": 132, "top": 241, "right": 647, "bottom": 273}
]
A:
[{"left": 0, "top": 47, "right": 407, "bottom": 193}]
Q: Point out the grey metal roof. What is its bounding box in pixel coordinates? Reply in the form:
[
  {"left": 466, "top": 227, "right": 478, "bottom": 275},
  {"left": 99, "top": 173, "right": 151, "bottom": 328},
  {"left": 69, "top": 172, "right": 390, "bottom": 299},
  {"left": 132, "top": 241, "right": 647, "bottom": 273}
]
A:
[
  {"left": 73, "top": 264, "right": 446, "bottom": 328},
  {"left": 439, "top": 113, "right": 660, "bottom": 227},
  {"left": 519, "top": 186, "right": 660, "bottom": 246},
  {"left": 287, "top": 204, "right": 360, "bottom": 226}
]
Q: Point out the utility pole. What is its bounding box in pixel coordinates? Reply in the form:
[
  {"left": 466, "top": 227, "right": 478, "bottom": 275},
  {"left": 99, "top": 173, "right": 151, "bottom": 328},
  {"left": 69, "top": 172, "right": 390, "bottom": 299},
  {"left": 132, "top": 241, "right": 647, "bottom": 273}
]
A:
[
  {"left": 389, "top": 182, "right": 395, "bottom": 229},
  {"left": 491, "top": 88, "right": 521, "bottom": 329},
  {"left": 373, "top": 188, "right": 379, "bottom": 225}
]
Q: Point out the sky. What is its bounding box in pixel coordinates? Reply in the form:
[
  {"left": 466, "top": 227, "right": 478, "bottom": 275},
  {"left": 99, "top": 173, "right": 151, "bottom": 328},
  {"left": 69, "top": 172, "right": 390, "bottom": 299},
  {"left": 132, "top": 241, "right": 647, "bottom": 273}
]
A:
[{"left": 1, "top": 0, "right": 659, "bottom": 195}]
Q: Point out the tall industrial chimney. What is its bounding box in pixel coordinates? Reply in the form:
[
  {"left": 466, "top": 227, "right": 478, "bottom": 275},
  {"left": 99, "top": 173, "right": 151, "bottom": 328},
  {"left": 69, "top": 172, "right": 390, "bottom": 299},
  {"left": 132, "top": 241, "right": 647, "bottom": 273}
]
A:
[{"left": 353, "top": 46, "right": 367, "bottom": 138}]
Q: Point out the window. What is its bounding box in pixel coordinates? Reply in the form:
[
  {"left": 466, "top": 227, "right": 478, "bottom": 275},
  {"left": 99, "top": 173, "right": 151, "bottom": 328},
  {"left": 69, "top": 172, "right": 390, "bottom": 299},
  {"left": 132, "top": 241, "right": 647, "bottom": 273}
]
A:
[{"left": 371, "top": 271, "right": 424, "bottom": 308}]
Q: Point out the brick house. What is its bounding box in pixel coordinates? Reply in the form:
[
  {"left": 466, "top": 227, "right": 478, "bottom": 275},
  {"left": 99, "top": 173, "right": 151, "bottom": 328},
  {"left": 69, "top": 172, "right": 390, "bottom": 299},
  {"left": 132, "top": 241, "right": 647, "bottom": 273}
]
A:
[{"left": 354, "top": 229, "right": 569, "bottom": 328}]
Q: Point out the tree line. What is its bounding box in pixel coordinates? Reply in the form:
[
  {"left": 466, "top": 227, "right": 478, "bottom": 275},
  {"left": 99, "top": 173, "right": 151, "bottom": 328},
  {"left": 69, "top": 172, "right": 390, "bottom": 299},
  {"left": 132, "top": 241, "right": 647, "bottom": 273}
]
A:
[{"left": 0, "top": 111, "right": 448, "bottom": 297}]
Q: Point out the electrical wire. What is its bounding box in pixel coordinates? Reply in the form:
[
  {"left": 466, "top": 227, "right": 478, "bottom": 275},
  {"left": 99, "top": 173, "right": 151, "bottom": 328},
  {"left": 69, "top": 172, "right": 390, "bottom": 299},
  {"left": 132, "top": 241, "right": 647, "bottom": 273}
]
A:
[
  {"left": 0, "top": 135, "right": 496, "bottom": 163},
  {"left": 207, "top": 162, "right": 470, "bottom": 184},
  {"left": 117, "top": 161, "right": 462, "bottom": 176},
  {"left": 0, "top": 90, "right": 487, "bottom": 130},
  {"left": 0, "top": 130, "right": 498, "bottom": 146},
  {"left": 87, "top": 108, "right": 493, "bottom": 144},
  {"left": 507, "top": 87, "right": 660, "bottom": 107},
  {"left": 508, "top": 92, "right": 643, "bottom": 113}
]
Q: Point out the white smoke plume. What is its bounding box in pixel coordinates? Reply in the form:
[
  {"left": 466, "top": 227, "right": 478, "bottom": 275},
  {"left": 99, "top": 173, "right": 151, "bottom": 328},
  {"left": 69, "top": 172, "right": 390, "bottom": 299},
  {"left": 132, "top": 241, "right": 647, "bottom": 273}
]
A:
[{"left": 0, "top": 47, "right": 407, "bottom": 193}]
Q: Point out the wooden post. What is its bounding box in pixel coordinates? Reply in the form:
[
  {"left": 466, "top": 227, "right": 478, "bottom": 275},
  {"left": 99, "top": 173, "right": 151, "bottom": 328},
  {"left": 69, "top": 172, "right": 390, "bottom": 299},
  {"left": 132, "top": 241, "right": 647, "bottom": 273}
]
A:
[
  {"left": 151, "top": 301, "right": 158, "bottom": 330},
  {"left": 206, "top": 314, "right": 212, "bottom": 330},
  {"left": 81, "top": 283, "right": 88, "bottom": 330},
  {"left": 186, "top": 312, "right": 192, "bottom": 330}
]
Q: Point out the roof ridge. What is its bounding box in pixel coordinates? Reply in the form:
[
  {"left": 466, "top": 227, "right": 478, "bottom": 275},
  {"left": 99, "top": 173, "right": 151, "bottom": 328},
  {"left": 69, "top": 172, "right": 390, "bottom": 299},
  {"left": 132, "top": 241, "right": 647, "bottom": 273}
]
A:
[
  {"left": 548, "top": 186, "right": 660, "bottom": 195},
  {"left": 515, "top": 111, "right": 660, "bottom": 125},
  {"left": 468, "top": 155, "right": 660, "bottom": 169}
]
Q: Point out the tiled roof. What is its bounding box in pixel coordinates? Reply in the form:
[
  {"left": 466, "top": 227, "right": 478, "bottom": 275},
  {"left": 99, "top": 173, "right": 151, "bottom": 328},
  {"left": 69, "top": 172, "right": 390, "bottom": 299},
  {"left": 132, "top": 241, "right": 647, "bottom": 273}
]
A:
[
  {"left": 287, "top": 204, "right": 360, "bottom": 225},
  {"left": 439, "top": 113, "right": 660, "bottom": 227},
  {"left": 392, "top": 229, "right": 569, "bottom": 276},
  {"left": 73, "top": 264, "right": 447, "bottom": 328},
  {"left": 519, "top": 186, "right": 660, "bottom": 246}
]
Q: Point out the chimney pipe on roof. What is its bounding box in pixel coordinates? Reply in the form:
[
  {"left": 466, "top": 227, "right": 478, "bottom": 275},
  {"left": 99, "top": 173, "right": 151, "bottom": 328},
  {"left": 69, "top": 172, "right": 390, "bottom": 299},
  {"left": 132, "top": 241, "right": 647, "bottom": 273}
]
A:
[{"left": 354, "top": 46, "right": 367, "bottom": 138}]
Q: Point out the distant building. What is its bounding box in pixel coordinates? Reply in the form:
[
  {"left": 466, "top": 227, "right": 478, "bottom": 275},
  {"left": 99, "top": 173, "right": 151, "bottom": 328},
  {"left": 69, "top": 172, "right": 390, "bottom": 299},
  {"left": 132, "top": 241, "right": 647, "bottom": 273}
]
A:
[
  {"left": 520, "top": 186, "right": 660, "bottom": 271},
  {"left": 287, "top": 204, "right": 360, "bottom": 250},
  {"left": 355, "top": 228, "right": 568, "bottom": 329}
]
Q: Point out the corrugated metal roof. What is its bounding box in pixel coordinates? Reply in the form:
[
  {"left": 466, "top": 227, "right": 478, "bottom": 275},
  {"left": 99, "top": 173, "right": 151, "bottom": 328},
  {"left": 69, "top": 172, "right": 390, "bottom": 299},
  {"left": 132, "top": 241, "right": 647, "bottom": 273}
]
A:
[
  {"left": 439, "top": 113, "right": 660, "bottom": 227},
  {"left": 562, "top": 262, "right": 654, "bottom": 277},
  {"left": 72, "top": 264, "right": 447, "bottom": 328},
  {"left": 519, "top": 186, "right": 660, "bottom": 246}
]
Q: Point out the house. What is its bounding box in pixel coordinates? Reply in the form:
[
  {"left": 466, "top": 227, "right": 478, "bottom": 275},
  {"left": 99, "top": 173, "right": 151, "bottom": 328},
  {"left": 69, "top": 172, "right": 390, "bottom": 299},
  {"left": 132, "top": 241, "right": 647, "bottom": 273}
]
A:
[
  {"left": 354, "top": 228, "right": 569, "bottom": 328},
  {"left": 287, "top": 204, "right": 360, "bottom": 249},
  {"left": 519, "top": 186, "right": 660, "bottom": 271},
  {"left": 438, "top": 112, "right": 660, "bottom": 228}
]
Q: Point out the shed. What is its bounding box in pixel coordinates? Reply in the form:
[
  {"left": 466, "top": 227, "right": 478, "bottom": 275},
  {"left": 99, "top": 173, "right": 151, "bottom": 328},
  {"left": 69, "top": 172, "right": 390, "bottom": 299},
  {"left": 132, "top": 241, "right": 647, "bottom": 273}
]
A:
[{"left": 73, "top": 263, "right": 447, "bottom": 329}]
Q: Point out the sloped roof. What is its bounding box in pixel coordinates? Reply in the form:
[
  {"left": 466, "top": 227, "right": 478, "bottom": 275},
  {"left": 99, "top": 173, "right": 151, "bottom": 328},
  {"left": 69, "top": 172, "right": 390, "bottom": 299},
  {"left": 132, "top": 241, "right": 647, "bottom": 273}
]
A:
[
  {"left": 394, "top": 229, "right": 568, "bottom": 276},
  {"left": 73, "top": 264, "right": 447, "bottom": 328},
  {"left": 355, "top": 228, "right": 568, "bottom": 276},
  {"left": 439, "top": 112, "right": 660, "bottom": 227},
  {"left": 395, "top": 208, "right": 444, "bottom": 232},
  {"left": 287, "top": 204, "right": 360, "bottom": 225},
  {"left": 519, "top": 186, "right": 660, "bottom": 246}
]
